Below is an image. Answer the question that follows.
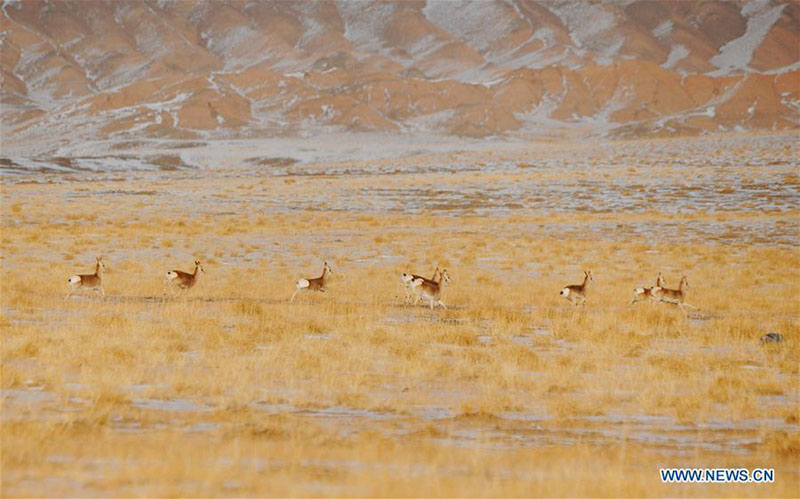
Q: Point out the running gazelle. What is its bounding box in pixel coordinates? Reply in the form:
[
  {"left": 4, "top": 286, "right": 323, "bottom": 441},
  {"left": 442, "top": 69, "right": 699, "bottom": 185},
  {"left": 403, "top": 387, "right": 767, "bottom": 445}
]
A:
[
  {"left": 291, "top": 261, "right": 333, "bottom": 302},
  {"left": 560, "top": 270, "right": 592, "bottom": 306},
  {"left": 412, "top": 269, "right": 451, "bottom": 309},
  {"left": 66, "top": 256, "right": 106, "bottom": 299},
  {"left": 655, "top": 275, "right": 697, "bottom": 314},
  {"left": 630, "top": 272, "right": 666, "bottom": 305},
  {"left": 165, "top": 260, "right": 205, "bottom": 294},
  {"left": 400, "top": 266, "right": 439, "bottom": 304}
]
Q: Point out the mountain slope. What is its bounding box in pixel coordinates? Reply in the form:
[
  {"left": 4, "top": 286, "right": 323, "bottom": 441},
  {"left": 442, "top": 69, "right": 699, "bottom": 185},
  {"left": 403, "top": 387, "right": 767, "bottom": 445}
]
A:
[{"left": 1, "top": 0, "right": 798, "bottom": 142}]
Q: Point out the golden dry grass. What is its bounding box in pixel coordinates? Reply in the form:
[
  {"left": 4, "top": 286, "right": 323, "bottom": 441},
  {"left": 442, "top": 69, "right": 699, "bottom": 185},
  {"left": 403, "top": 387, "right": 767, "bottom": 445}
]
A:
[{"left": 2, "top": 137, "right": 799, "bottom": 497}]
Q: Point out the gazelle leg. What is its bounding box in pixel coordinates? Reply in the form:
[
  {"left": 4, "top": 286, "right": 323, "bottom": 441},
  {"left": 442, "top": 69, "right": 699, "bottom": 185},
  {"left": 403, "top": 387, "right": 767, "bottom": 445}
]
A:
[
  {"left": 437, "top": 300, "right": 447, "bottom": 309},
  {"left": 290, "top": 289, "right": 299, "bottom": 303},
  {"left": 407, "top": 285, "right": 417, "bottom": 305}
]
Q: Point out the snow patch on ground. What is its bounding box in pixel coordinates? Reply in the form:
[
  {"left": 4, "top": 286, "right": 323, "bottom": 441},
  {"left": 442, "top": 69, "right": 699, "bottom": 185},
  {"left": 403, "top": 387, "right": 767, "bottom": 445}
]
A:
[
  {"left": 549, "top": 2, "right": 617, "bottom": 49},
  {"left": 742, "top": 0, "right": 771, "bottom": 17},
  {"left": 339, "top": 1, "right": 395, "bottom": 55},
  {"left": 294, "top": 3, "right": 325, "bottom": 49},
  {"left": 201, "top": 25, "right": 275, "bottom": 71},
  {"left": 423, "top": 0, "right": 517, "bottom": 54},
  {"left": 406, "top": 33, "right": 446, "bottom": 60},
  {"left": 594, "top": 35, "right": 625, "bottom": 65},
  {"left": 402, "top": 109, "right": 456, "bottom": 133},
  {"left": 763, "top": 60, "right": 800, "bottom": 75},
  {"left": 663, "top": 45, "right": 689, "bottom": 69},
  {"left": 710, "top": 3, "right": 785, "bottom": 75},
  {"left": 653, "top": 20, "right": 673, "bottom": 39},
  {"left": 1, "top": 0, "right": 21, "bottom": 15}
]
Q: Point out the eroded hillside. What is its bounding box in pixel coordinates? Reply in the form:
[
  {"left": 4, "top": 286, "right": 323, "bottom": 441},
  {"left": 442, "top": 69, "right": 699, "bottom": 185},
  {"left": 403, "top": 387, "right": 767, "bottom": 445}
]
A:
[{"left": 1, "top": 0, "right": 798, "bottom": 143}]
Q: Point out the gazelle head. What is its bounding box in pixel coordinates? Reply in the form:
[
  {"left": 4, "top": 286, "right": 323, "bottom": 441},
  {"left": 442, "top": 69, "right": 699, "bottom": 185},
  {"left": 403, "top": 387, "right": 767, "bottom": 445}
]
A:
[
  {"left": 96, "top": 256, "right": 106, "bottom": 274},
  {"left": 323, "top": 261, "right": 333, "bottom": 275},
  {"left": 440, "top": 269, "right": 451, "bottom": 284},
  {"left": 680, "top": 275, "right": 689, "bottom": 289},
  {"left": 195, "top": 260, "right": 205, "bottom": 274},
  {"left": 656, "top": 271, "right": 666, "bottom": 287},
  {"left": 401, "top": 272, "right": 413, "bottom": 284},
  {"left": 584, "top": 270, "right": 593, "bottom": 282}
]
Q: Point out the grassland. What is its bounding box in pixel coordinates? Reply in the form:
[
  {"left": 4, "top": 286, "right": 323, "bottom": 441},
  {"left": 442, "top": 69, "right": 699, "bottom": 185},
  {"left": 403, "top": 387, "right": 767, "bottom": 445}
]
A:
[{"left": 1, "top": 134, "right": 799, "bottom": 497}]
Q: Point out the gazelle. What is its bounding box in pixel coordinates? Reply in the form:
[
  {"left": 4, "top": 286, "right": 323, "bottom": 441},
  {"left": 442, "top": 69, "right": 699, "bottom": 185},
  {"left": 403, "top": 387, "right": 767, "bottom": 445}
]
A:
[
  {"left": 630, "top": 272, "right": 666, "bottom": 305},
  {"left": 165, "top": 260, "right": 204, "bottom": 294},
  {"left": 291, "top": 261, "right": 333, "bottom": 302},
  {"left": 400, "top": 266, "right": 439, "bottom": 304},
  {"left": 560, "top": 270, "right": 592, "bottom": 306},
  {"left": 66, "top": 256, "right": 106, "bottom": 299},
  {"left": 412, "top": 269, "right": 450, "bottom": 309},
  {"left": 656, "top": 275, "right": 697, "bottom": 314}
]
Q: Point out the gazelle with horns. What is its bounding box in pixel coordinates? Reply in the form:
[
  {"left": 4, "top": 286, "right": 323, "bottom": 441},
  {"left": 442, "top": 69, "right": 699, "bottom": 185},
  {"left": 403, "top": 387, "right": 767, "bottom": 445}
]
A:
[
  {"left": 165, "top": 260, "right": 205, "bottom": 294},
  {"left": 291, "top": 261, "right": 333, "bottom": 302},
  {"left": 656, "top": 275, "right": 697, "bottom": 314},
  {"left": 630, "top": 272, "right": 666, "bottom": 305},
  {"left": 412, "top": 269, "right": 450, "bottom": 309},
  {"left": 66, "top": 256, "right": 106, "bottom": 299},
  {"left": 400, "top": 266, "right": 439, "bottom": 304},
  {"left": 560, "top": 270, "right": 592, "bottom": 306}
]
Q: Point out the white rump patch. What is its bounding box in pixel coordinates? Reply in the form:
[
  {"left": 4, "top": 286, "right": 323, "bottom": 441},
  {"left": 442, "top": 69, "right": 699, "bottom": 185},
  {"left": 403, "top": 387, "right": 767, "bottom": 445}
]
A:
[
  {"left": 560, "top": 288, "right": 569, "bottom": 297},
  {"left": 68, "top": 275, "right": 81, "bottom": 285},
  {"left": 401, "top": 273, "right": 413, "bottom": 283},
  {"left": 296, "top": 278, "right": 310, "bottom": 289},
  {"left": 634, "top": 287, "right": 645, "bottom": 295},
  {"left": 414, "top": 284, "right": 433, "bottom": 300},
  {"left": 166, "top": 271, "right": 178, "bottom": 280}
]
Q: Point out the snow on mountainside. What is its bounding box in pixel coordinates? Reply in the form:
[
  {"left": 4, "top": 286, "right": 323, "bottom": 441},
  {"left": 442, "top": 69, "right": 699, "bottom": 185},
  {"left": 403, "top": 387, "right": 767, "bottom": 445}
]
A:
[{"left": 1, "top": 0, "right": 798, "bottom": 146}]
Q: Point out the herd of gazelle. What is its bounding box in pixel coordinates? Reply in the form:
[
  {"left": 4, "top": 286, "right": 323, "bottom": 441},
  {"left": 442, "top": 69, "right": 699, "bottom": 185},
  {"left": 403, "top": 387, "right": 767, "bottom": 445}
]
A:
[{"left": 65, "top": 258, "right": 696, "bottom": 313}]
